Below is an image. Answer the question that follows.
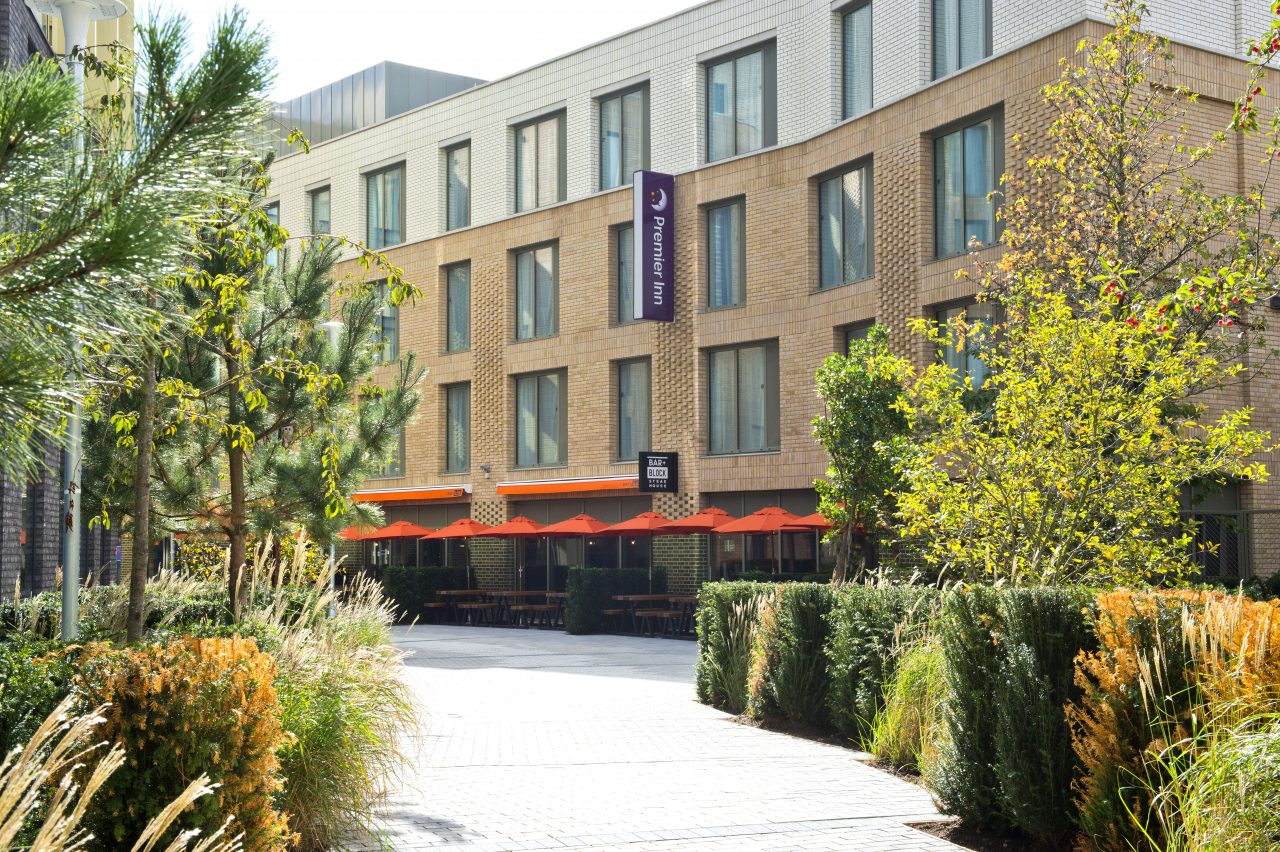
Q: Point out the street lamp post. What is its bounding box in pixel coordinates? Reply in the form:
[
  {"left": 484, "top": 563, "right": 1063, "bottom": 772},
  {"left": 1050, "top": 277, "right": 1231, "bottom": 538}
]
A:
[
  {"left": 26, "top": 0, "right": 127, "bottom": 642},
  {"left": 319, "top": 320, "right": 344, "bottom": 619}
]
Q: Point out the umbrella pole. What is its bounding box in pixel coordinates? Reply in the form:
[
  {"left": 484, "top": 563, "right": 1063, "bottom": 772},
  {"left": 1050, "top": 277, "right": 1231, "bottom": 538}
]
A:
[
  {"left": 648, "top": 533, "right": 653, "bottom": 594},
  {"left": 776, "top": 530, "right": 781, "bottom": 576}
]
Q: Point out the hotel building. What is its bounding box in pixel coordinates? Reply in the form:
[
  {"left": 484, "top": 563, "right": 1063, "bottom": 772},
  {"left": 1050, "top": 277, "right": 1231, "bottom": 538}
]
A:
[{"left": 264, "top": 0, "right": 1280, "bottom": 589}]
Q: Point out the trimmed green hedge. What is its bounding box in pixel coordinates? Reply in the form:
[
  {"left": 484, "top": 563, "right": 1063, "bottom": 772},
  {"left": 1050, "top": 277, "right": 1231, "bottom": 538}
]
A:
[
  {"left": 381, "top": 565, "right": 467, "bottom": 623},
  {"left": 931, "top": 586, "right": 1096, "bottom": 844},
  {"left": 746, "top": 583, "right": 835, "bottom": 726},
  {"left": 694, "top": 581, "right": 771, "bottom": 713},
  {"left": 564, "top": 566, "right": 666, "bottom": 635},
  {"left": 825, "top": 584, "right": 941, "bottom": 741}
]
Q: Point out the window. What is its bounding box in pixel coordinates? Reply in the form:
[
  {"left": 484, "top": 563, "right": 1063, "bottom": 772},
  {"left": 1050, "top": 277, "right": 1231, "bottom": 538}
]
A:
[
  {"left": 707, "top": 199, "right": 745, "bottom": 308},
  {"left": 310, "top": 186, "right": 331, "bottom": 235},
  {"left": 366, "top": 164, "right": 404, "bottom": 249},
  {"left": 265, "top": 202, "right": 280, "bottom": 268},
  {"left": 818, "top": 161, "right": 873, "bottom": 288},
  {"left": 616, "top": 226, "right": 635, "bottom": 324},
  {"left": 445, "top": 143, "right": 470, "bottom": 230},
  {"left": 515, "top": 244, "right": 558, "bottom": 340},
  {"left": 514, "top": 113, "right": 565, "bottom": 212},
  {"left": 599, "top": 85, "right": 648, "bottom": 190},
  {"left": 842, "top": 3, "right": 873, "bottom": 119},
  {"left": 374, "top": 429, "right": 404, "bottom": 478},
  {"left": 446, "top": 263, "right": 470, "bottom": 352},
  {"left": 617, "top": 358, "right": 651, "bottom": 461},
  {"left": 934, "top": 113, "right": 1001, "bottom": 258},
  {"left": 842, "top": 321, "right": 873, "bottom": 352},
  {"left": 516, "top": 370, "right": 567, "bottom": 467},
  {"left": 932, "top": 0, "right": 991, "bottom": 79},
  {"left": 445, "top": 383, "right": 470, "bottom": 473},
  {"left": 705, "top": 42, "right": 777, "bottom": 162},
  {"left": 936, "top": 301, "right": 995, "bottom": 387},
  {"left": 373, "top": 282, "right": 398, "bottom": 363},
  {"left": 708, "top": 341, "right": 780, "bottom": 454}
]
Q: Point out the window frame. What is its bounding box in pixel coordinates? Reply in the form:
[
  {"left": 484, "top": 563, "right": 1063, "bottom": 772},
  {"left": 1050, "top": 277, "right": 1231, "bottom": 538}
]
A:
[
  {"left": 615, "top": 357, "right": 652, "bottom": 462},
  {"left": 372, "top": 280, "right": 398, "bottom": 364},
  {"left": 513, "top": 111, "right": 567, "bottom": 213},
  {"left": 841, "top": 1, "right": 873, "bottom": 120},
  {"left": 704, "top": 40, "right": 778, "bottom": 163},
  {"left": 931, "top": 0, "right": 992, "bottom": 80},
  {"left": 598, "top": 83, "right": 651, "bottom": 191},
  {"left": 514, "top": 242, "right": 560, "bottom": 341},
  {"left": 364, "top": 162, "right": 406, "bottom": 249},
  {"left": 444, "top": 382, "right": 471, "bottom": 474},
  {"left": 706, "top": 340, "right": 781, "bottom": 456},
  {"left": 370, "top": 428, "right": 405, "bottom": 479},
  {"left": 308, "top": 186, "right": 331, "bottom": 236},
  {"left": 932, "top": 109, "right": 1003, "bottom": 260},
  {"left": 514, "top": 369, "right": 569, "bottom": 468},
  {"left": 706, "top": 197, "right": 747, "bottom": 310},
  {"left": 841, "top": 320, "right": 875, "bottom": 352},
  {"left": 816, "top": 158, "right": 874, "bottom": 289},
  {"left": 264, "top": 201, "right": 280, "bottom": 269},
  {"left": 444, "top": 141, "right": 471, "bottom": 231},
  {"left": 615, "top": 224, "right": 636, "bottom": 325},
  {"left": 445, "top": 261, "right": 471, "bottom": 353},
  {"left": 934, "top": 298, "right": 998, "bottom": 388}
]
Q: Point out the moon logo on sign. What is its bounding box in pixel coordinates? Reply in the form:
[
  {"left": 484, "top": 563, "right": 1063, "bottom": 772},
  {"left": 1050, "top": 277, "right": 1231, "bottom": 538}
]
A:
[{"left": 649, "top": 187, "right": 668, "bottom": 212}]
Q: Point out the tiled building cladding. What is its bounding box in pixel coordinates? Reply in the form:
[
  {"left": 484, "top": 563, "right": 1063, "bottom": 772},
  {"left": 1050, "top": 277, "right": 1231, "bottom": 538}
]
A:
[{"left": 269, "top": 0, "right": 1280, "bottom": 588}]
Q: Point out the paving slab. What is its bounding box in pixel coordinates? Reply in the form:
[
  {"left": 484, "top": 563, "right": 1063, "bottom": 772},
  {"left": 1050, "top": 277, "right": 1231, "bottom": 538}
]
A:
[{"left": 354, "top": 625, "right": 959, "bottom": 851}]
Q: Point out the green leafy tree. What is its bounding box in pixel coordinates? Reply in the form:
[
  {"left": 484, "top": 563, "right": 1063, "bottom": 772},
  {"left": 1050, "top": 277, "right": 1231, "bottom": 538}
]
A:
[
  {"left": 812, "top": 326, "right": 913, "bottom": 584},
  {"left": 893, "top": 3, "right": 1275, "bottom": 587},
  {"left": 0, "top": 9, "right": 276, "bottom": 479}
]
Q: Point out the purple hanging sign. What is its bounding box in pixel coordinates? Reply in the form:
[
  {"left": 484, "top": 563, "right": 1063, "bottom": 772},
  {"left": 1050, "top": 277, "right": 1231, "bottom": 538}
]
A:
[{"left": 632, "top": 170, "right": 676, "bottom": 322}]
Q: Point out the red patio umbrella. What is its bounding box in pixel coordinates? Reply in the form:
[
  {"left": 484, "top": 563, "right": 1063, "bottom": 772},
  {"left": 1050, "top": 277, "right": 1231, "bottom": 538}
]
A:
[
  {"left": 338, "top": 525, "right": 371, "bottom": 541},
  {"left": 423, "top": 519, "right": 494, "bottom": 589},
  {"left": 484, "top": 516, "right": 546, "bottom": 590},
  {"left": 657, "top": 507, "right": 737, "bottom": 535},
  {"left": 602, "top": 512, "right": 672, "bottom": 592},
  {"left": 717, "top": 507, "right": 802, "bottom": 575},
  {"left": 540, "top": 514, "right": 610, "bottom": 536}
]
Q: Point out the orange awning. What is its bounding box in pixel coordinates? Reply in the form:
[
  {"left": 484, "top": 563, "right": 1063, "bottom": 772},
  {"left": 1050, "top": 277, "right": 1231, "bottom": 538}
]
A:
[
  {"left": 496, "top": 476, "right": 638, "bottom": 496},
  {"left": 353, "top": 487, "right": 468, "bottom": 503}
]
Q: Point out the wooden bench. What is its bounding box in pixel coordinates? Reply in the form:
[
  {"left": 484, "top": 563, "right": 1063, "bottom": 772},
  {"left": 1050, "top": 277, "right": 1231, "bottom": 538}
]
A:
[
  {"left": 634, "top": 608, "right": 686, "bottom": 637},
  {"left": 509, "top": 603, "right": 558, "bottom": 628},
  {"left": 454, "top": 602, "right": 498, "bottom": 625},
  {"left": 421, "top": 600, "right": 449, "bottom": 624}
]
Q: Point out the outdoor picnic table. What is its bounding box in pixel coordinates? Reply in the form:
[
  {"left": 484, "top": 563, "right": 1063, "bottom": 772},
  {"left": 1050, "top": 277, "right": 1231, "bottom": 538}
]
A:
[
  {"left": 612, "top": 594, "right": 679, "bottom": 635},
  {"left": 486, "top": 590, "right": 551, "bottom": 625},
  {"left": 438, "top": 589, "right": 485, "bottom": 597}
]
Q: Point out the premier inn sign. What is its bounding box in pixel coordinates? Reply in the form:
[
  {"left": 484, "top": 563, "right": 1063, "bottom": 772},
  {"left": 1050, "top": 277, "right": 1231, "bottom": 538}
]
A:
[{"left": 632, "top": 170, "right": 675, "bottom": 322}]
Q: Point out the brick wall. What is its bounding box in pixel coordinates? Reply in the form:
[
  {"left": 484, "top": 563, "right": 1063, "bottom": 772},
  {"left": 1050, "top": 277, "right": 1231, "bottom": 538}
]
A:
[{"left": 0, "top": 0, "right": 52, "bottom": 68}]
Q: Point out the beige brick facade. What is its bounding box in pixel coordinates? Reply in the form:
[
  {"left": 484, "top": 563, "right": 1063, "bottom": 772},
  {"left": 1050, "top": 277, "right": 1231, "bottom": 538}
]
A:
[{"left": 305, "top": 17, "right": 1280, "bottom": 583}]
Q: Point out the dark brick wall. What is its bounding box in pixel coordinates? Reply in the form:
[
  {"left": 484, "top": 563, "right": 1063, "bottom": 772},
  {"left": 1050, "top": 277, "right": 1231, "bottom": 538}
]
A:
[
  {"left": 0, "top": 0, "right": 52, "bottom": 68},
  {"left": 0, "top": 474, "right": 20, "bottom": 595},
  {"left": 27, "top": 441, "right": 63, "bottom": 595}
]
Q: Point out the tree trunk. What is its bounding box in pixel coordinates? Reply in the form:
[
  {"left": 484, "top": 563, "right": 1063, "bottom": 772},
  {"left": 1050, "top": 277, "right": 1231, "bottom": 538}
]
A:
[
  {"left": 226, "top": 356, "right": 248, "bottom": 619},
  {"left": 126, "top": 346, "right": 157, "bottom": 643},
  {"left": 831, "top": 524, "right": 852, "bottom": 586}
]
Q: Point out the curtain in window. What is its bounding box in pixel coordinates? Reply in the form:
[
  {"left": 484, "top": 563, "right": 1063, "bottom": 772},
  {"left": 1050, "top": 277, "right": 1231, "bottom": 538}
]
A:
[
  {"left": 738, "top": 345, "right": 767, "bottom": 452},
  {"left": 601, "top": 96, "right": 622, "bottom": 190},
  {"left": 963, "top": 120, "right": 994, "bottom": 248},
  {"left": 516, "top": 376, "right": 537, "bottom": 466},
  {"left": 842, "top": 4, "right": 872, "bottom": 118},
  {"left": 516, "top": 250, "right": 535, "bottom": 340},
  {"left": 617, "top": 227, "right": 634, "bottom": 323},
  {"left": 708, "top": 202, "right": 742, "bottom": 307},
  {"left": 447, "top": 264, "right": 470, "bottom": 351},
  {"left": 367, "top": 168, "right": 402, "bottom": 248},
  {"left": 534, "top": 246, "right": 557, "bottom": 337},
  {"left": 265, "top": 204, "right": 280, "bottom": 268},
  {"left": 708, "top": 349, "right": 738, "bottom": 454},
  {"left": 516, "top": 124, "right": 537, "bottom": 211},
  {"left": 842, "top": 168, "right": 868, "bottom": 281},
  {"left": 447, "top": 145, "right": 470, "bottom": 230},
  {"left": 935, "top": 129, "right": 965, "bottom": 256},
  {"left": 621, "top": 89, "right": 644, "bottom": 181},
  {"left": 933, "top": 0, "right": 959, "bottom": 78},
  {"left": 707, "top": 60, "right": 734, "bottom": 162},
  {"left": 538, "top": 372, "right": 561, "bottom": 465},
  {"left": 618, "top": 360, "right": 650, "bottom": 461},
  {"left": 447, "top": 385, "right": 470, "bottom": 472},
  {"left": 735, "top": 51, "right": 763, "bottom": 155},
  {"left": 819, "top": 166, "right": 871, "bottom": 288},
  {"left": 311, "top": 189, "right": 330, "bottom": 234},
  {"left": 538, "top": 117, "right": 560, "bottom": 207},
  {"left": 959, "top": 0, "right": 988, "bottom": 68},
  {"left": 819, "top": 177, "right": 842, "bottom": 287}
]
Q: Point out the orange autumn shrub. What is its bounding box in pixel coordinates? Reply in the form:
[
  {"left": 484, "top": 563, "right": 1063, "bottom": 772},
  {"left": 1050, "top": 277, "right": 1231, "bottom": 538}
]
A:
[
  {"left": 1069, "top": 589, "right": 1280, "bottom": 851},
  {"left": 71, "top": 636, "right": 296, "bottom": 851}
]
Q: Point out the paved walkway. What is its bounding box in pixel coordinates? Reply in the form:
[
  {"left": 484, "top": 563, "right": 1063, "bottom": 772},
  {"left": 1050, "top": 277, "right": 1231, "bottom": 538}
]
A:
[{"left": 361, "top": 625, "right": 959, "bottom": 851}]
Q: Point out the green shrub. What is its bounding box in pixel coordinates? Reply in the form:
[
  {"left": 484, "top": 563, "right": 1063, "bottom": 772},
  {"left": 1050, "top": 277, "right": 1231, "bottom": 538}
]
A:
[
  {"left": 380, "top": 565, "right": 467, "bottom": 624},
  {"left": 564, "top": 567, "right": 664, "bottom": 635},
  {"left": 870, "top": 636, "right": 946, "bottom": 773},
  {"left": 746, "top": 583, "right": 835, "bottom": 726},
  {"left": 71, "top": 636, "right": 291, "bottom": 850},
  {"left": 825, "top": 584, "right": 940, "bottom": 741},
  {"left": 932, "top": 586, "right": 1095, "bottom": 844},
  {"left": 695, "top": 581, "right": 770, "bottom": 713},
  {"left": 0, "top": 637, "right": 74, "bottom": 758}
]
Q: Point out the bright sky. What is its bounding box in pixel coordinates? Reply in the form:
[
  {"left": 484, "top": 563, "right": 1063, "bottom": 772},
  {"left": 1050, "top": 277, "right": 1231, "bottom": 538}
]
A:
[{"left": 140, "top": 0, "right": 703, "bottom": 101}]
